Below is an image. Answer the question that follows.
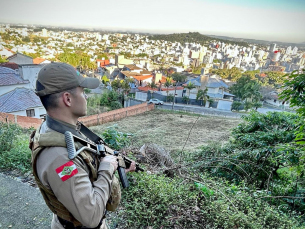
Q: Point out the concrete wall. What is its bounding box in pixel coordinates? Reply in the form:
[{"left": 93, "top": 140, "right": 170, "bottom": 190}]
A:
[
  {"left": 217, "top": 100, "right": 232, "bottom": 111},
  {"left": 0, "top": 103, "right": 154, "bottom": 129},
  {"left": 8, "top": 106, "right": 46, "bottom": 119},
  {"left": 19, "top": 65, "right": 44, "bottom": 89}
]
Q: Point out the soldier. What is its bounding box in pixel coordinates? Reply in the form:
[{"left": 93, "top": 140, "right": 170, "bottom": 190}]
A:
[{"left": 29, "top": 62, "right": 135, "bottom": 229}]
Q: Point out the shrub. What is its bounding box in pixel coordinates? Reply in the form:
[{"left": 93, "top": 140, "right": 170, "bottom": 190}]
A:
[
  {"left": 166, "top": 94, "right": 174, "bottom": 102},
  {"left": 0, "top": 122, "right": 32, "bottom": 174},
  {"left": 182, "top": 96, "right": 190, "bottom": 104},
  {"left": 110, "top": 101, "right": 122, "bottom": 110},
  {"left": 231, "top": 101, "right": 242, "bottom": 111},
  {"left": 101, "top": 124, "right": 131, "bottom": 150},
  {"left": 119, "top": 172, "right": 302, "bottom": 229}
]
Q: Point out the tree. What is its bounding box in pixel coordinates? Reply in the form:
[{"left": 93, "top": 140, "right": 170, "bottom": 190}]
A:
[
  {"left": 267, "top": 71, "right": 286, "bottom": 86},
  {"left": 111, "top": 79, "right": 122, "bottom": 92},
  {"left": 171, "top": 73, "right": 187, "bottom": 110},
  {"left": 147, "top": 81, "right": 158, "bottom": 98},
  {"left": 196, "top": 88, "right": 209, "bottom": 106},
  {"left": 253, "top": 101, "right": 263, "bottom": 110},
  {"left": 228, "top": 67, "right": 242, "bottom": 81},
  {"left": 164, "top": 77, "right": 173, "bottom": 101},
  {"left": 0, "top": 56, "right": 8, "bottom": 63},
  {"left": 231, "top": 101, "right": 242, "bottom": 111},
  {"left": 97, "top": 53, "right": 109, "bottom": 60},
  {"left": 230, "top": 75, "right": 262, "bottom": 102},
  {"left": 184, "top": 82, "right": 196, "bottom": 96},
  {"left": 121, "top": 78, "right": 134, "bottom": 95},
  {"left": 22, "top": 36, "right": 30, "bottom": 43},
  {"left": 101, "top": 75, "right": 110, "bottom": 85}
]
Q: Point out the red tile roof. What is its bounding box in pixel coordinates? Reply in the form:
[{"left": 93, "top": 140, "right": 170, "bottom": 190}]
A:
[
  {"left": 132, "top": 75, "right": 153, "bottom": 81},
  {"left": 33, "top": 58, "right": 46, "bottom": 64}
]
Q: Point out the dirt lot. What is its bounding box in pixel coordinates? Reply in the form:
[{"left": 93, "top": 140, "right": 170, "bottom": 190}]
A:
[{"left": 90, "top": 109, "right": 241, "bottom": 154}]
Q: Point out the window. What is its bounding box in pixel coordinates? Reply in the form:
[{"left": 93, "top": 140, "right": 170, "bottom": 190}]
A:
[{"left": 26, "top": 109, "right": 35, "bottom": 117}]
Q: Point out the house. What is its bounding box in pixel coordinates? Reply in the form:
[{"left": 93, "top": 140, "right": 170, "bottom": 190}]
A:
[
  {"left": 0, "top": 45, "right": 14, "bottom": 58},
  {"left": 184, "top": 74, "right": 235, "bottom": 110},
  {"left": 18, "top": 64, "right": 45, "bottom": 89},
  {"left": 7, "top": 52, "right": 33, "bottom": 65},
  {"left": 0, "top": 87, "right": 46, "bottom": 118},
  {"left": 0, "top": 66, "right": 30, "bottom": 96}
]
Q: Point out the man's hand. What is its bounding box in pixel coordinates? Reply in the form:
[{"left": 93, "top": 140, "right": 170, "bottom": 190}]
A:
[
  {"left": 101, "top": 155, "right": 118, "bottom": 171},
  {"left": 125, "top": 161, "right": 136, "bottom": 173}
]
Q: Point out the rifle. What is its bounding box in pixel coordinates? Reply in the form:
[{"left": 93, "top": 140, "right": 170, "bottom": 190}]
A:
[{"left": 64, "top": 131, "right": 143, "bottom": 189}]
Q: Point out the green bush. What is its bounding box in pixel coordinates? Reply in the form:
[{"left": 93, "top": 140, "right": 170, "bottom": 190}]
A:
[
  {"left": 166, "top": 94, "right": 174, "bottom": 102},
  {"left": 0, "top": 122, "right": 22, "bottom": 153},
  {"left": 119, "top": 172, "right": 302, "bottom": 229},
  {"left": 182, "top": 96, "right": 190, "bottom": 104},
  {"left": 110, "top": 101, "right": 122, "bottom": 110},
  {"left": 0, "top": 136, "right": 32, "bottom": 174},
  {"left": 231, "top": 101, "right": 242, "bottom": 111},
  {"left": 187, "top": 111, "right": 305, "bottom": 216},
  {"left": 0, "top": 122, "right": 32, "bottom": 174},
  {"left": 101, "top": 124, "right": 131, "bottom": 150}
]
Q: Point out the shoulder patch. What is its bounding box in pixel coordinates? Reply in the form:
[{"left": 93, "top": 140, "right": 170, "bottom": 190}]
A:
[{"left": 55, "top": 161, "right": 78, "bottom": 181}]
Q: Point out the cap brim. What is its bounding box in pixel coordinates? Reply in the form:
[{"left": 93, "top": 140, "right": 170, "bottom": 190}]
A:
[{"left": 80, "top": 77, "right": 100, "bottom": 89}]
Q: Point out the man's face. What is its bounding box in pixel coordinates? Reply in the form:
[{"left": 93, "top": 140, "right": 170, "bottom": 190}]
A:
[{"left": 70, "top": 87, "right": 88, "bottom": 118}]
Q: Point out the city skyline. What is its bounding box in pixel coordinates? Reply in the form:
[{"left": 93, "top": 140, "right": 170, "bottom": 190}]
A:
[{"left": 0, "top": 0, "right": 305, "bottom": 43}]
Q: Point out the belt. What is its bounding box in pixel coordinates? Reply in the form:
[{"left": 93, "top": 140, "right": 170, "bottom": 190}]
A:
[{"left": 57, "top": 216, "right": 103, "bottom": 229}]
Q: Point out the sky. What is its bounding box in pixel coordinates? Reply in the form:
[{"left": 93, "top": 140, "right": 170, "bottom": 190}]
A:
[{"left": 0, "top": 0, "right": 304, "bottom": 43}]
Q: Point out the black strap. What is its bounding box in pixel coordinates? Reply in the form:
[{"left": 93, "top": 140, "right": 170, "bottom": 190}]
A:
[
  {"left": 46, "top": 115, "right": 105, "bottom": 144},
  {"left": 58, "top": 216, "right": 103, "bottom": 229}
]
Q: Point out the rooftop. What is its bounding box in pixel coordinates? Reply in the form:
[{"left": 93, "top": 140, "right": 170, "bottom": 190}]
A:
[
  {"left": 0, "top": 67, "right": 29, "bottom": 86},
  {"left": 0, "top": 88, "right": 43, "bottom": 113}
]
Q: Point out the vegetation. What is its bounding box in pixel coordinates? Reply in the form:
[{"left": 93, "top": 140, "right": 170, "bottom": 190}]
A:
[
  {"left": 57, "top": 51, "right": 96, "bottom": 70},
  {"left": 182, "top": 96, "right": 190, "bottom": 104},
  {"left": 86, "top": 90, "right": 124, "bottom": 115},
  {"left": 196, "top": 88, "right": 209, "bottom": 106},
  {"left": 101, "top": 124, "right": 131, "bottom": 150},
  {"left": 184, "top": 82, "right": 196, "bottom": 96},
  {"left": 148, "top": 32, "right": 249, "bottom": 47},
  {"left": 0, "top": 56, "right": 8, "bottom": 63},
  {"left": 0, "top": 122, "right": 32, "bottom": 174},
  {"left": 3, "top": 68, "right": 305, "bottom": 228}
]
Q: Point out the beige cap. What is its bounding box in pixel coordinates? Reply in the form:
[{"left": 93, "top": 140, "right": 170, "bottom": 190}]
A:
[{"left": 35, "top": 62, "right": 100, "bottom": 96}]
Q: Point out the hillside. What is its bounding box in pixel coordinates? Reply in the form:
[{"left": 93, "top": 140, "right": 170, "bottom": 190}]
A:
[{"left": 148, "top": 32, "right": 249, "bottom": 47}]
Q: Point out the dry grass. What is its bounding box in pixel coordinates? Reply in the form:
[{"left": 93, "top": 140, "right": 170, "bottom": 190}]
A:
[{"left": 90, "top": 109, "right": 241, "bottom": 154}]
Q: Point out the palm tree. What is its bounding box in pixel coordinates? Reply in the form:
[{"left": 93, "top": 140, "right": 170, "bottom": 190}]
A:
[
  {"left": 147, "top": 81, "right": 158, "bottom": 99},
  {"left": 121, "top": 78, "right": 134, "bottom": 95},
  {"left": 171, "top": 73, "right": 187, "bottom": 110},
  {"left": 196, "top": 88, "right": 209, "bottom": 106},
  {"left": 164, "top": 77, "right": 173, "bottom": 101},
  {"left": 184, "top": 82, "right": 196, "bottom": 97}
]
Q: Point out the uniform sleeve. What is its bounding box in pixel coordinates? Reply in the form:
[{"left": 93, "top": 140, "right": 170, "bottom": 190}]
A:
[{"left": 36, "top": 147, "right": 114, "bottom": 228}]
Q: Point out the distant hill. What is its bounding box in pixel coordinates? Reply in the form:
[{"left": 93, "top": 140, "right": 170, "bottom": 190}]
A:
[
  {"left": 208, "top": 34, "right": 305, "bottom": 49},
  {"left": 148, "top": 32, "right": 249, "bottom": 47}
]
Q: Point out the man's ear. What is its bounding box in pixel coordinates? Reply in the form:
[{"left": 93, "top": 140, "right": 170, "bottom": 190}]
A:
[{"left": 62, "top": 92, "right": 72, "bottom": 107}]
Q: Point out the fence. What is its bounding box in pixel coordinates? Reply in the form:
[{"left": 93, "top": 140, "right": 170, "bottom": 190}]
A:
[
  {"left": 0, "top": 112, "right": 43, "bottom": 129},
  {"left": 0, "top": 103, "right": 155, "bottom": 129}
]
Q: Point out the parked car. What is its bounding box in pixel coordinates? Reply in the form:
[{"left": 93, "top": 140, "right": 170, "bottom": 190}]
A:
[{"left": 148, "top": 99, "right": 164, "bottom": 105}]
